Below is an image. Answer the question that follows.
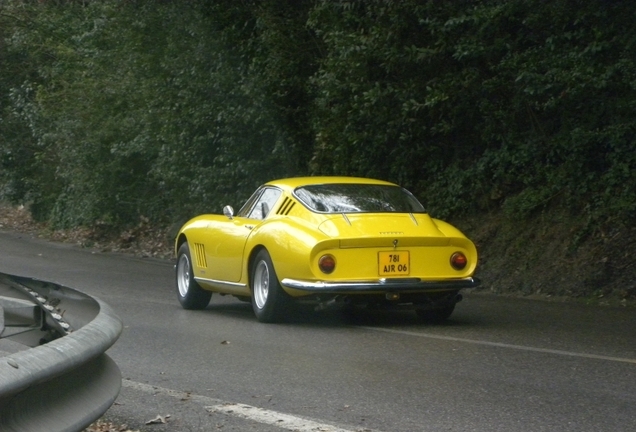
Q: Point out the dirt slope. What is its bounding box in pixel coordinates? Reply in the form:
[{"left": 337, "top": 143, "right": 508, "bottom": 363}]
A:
[{"left": 456, "top": 210, "right": 636, "bottom": 307}]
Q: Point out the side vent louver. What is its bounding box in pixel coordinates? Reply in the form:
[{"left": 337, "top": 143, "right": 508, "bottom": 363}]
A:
[
  {"left": 277, "top": 197, "right": 296, "bottom": 215},
  {"left": 193, "top": 243, "right": 207, "bottom": 268}
]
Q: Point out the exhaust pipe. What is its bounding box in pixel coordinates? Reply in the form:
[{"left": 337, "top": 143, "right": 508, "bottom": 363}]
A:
[{"left": 315, "top": 296, "right": 347, "bottom": 311}]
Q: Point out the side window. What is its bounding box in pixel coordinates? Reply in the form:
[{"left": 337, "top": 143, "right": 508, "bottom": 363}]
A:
[
  {"left": 246, "top": 188, "right": 282, "bottom": 220},
  {"left": 237, "top": 189, "right": 263, "bottom": 217}
]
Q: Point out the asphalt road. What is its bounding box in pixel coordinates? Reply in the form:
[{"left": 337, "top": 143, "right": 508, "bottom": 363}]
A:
[{"left": 1, "top": 230, "right": 635, "bottom": 432}]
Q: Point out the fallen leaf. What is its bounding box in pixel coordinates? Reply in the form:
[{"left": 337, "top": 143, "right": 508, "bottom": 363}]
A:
[{"left": 145, "top": 414, "right": 171, "bottom": 425}]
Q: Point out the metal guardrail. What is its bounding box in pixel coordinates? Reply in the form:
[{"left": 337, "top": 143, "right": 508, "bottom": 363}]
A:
[{"left": 0, "top": 272, "right": 123, "bottom": 432}]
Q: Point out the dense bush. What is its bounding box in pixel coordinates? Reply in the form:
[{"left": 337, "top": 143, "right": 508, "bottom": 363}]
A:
[{"left": 0, "top": 0, "right": 634, "bottom": 230}]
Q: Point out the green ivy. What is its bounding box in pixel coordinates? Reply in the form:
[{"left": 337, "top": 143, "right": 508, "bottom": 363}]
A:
[{"left": 0, "top": 0, "right": 634, "bottom": 230}]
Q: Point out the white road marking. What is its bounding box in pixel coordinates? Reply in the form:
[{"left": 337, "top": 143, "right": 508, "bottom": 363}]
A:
[
  {"left": 207, "top": 403, "right": 362, "bottom": 432},
  {"left": 122, "top": 380, "right": 377, "bottom": 432},
  {"left": 359, "top": 326, "right": 636, "bottom": 364}
]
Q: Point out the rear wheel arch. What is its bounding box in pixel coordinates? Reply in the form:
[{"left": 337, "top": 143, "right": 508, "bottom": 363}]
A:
[{"left": 247, "top": 245, "right": 267, "bottom": 286}]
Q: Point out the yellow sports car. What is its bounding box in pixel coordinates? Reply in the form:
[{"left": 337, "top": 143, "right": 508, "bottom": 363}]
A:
[{"left": 175, "top": 177, "right": 480, "bottom": 323}]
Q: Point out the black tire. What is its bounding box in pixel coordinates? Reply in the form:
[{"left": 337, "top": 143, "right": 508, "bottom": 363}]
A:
[
  {"left": 176, "top": 242, "right": 212, "bottom": 310},
  {"left": 415, "top": 303, "right": 455, "bottom": 323},
  {"left": 250, "top": 249, "right": 289, "bottom": 323}
]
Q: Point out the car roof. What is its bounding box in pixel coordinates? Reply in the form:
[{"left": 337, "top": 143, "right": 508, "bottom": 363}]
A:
[{"left": 264, "top": 176, "right": 397, "bottom": 192}]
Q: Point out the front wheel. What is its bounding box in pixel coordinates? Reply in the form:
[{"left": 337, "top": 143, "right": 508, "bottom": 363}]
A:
[
  {"left": 251, "top": 249, "right": 289, "bottom": 323},
  {"left": 176, "top": 242, "right": 212, "bottom": 310}
]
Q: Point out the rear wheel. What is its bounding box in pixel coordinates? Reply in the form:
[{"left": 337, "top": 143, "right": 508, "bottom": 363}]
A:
[
  {"left": 176, "top": 242, "right": 212, "bottom": 310},
  {"left": 251, "top": 249, "right": 289, "bottom": 323},
  {"left": 415, "top": 304, "right": 455, "bottom": 323}
]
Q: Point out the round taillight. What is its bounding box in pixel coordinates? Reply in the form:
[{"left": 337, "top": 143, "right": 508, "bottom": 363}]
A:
[
  {"left": 450, "top": 252, "right": 467, "bottom": 270},
  {"left": 318, "top": 254, "right": 336, "bottom": 274}
]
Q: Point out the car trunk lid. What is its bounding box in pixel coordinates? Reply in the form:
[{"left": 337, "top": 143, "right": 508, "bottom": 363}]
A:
[{"left": 318, "top": 213, "right": 450, "bottom": 248}]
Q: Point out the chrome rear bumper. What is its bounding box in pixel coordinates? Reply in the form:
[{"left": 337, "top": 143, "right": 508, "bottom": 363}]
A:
[{"left": 281, "top": 277, "right": 480, "bottom": 292}]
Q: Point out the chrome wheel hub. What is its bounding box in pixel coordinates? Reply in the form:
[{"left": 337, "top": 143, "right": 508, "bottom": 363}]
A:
[
  {"left": 253, "top": 260, "right": 269, "bottom": 309},
  {"left": 177, "top": 254, "right": 191, "bottom": 297}
]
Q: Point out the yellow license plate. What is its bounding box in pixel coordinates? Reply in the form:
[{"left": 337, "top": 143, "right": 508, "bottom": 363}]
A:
[{"left": 378, "top": 251, "right": 410, "bottom": 276}]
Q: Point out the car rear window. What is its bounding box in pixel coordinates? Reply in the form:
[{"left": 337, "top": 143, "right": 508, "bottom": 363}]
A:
[{"left": 294, "top": 184, "right": 426, "bottom": 214}]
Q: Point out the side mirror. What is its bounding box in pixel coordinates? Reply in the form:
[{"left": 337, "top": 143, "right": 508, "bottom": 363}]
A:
[{"left": 223, "top": 205, "right": 234, "bottom": 219}]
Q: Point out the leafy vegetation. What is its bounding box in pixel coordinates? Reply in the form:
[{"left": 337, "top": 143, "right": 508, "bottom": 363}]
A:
[{"left": 1, "top": 0, "right": 635, "bottom": 298}]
